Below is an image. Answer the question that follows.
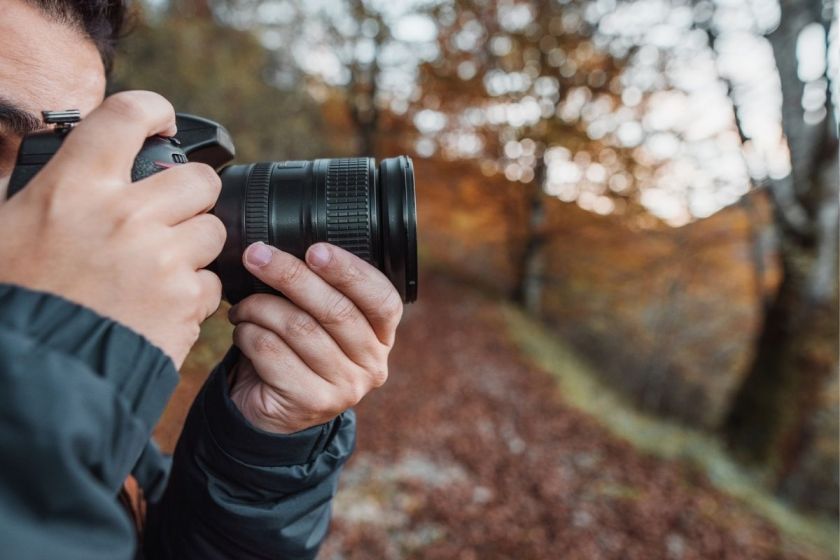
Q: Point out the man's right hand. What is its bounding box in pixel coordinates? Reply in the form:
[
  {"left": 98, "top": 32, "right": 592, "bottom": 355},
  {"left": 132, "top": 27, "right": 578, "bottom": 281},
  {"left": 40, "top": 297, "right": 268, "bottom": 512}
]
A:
[{"left": 0, "top": 91, "right": 225, "bottom": 367}]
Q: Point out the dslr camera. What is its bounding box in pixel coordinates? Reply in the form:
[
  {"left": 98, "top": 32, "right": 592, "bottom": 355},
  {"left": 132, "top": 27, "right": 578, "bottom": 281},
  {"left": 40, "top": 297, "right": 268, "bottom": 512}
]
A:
[{"left": 8, "top": 111, "right": 418, "bottom": 304}]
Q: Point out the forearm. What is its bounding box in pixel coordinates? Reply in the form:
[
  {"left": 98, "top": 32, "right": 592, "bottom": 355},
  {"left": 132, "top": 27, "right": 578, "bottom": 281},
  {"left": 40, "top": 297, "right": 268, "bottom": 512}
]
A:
[
  {"left": 0, "top": 284, "right": 178, "bottom": 560},
  {"left": 145, "top": 349, "right": 356, "bottom": 559}
]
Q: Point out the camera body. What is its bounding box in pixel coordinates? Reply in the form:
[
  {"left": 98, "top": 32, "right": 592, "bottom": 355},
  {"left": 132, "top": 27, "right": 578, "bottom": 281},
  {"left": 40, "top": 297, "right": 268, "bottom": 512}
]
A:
[
  {"left": 8, "top": 111, "right": 418, "bottom": 304},
  {"left": 8, "top": 112, "right": 236, "bottom": 197}
]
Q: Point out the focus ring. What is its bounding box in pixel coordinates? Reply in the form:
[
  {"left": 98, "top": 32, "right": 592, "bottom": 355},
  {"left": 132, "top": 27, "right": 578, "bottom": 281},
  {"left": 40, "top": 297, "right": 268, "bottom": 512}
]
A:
[
  {"left": 245, "top": 163, "right": 273, "bottom": 294},
  {"left": 325, "top": 159, "right": 372, "bottom": 262}
]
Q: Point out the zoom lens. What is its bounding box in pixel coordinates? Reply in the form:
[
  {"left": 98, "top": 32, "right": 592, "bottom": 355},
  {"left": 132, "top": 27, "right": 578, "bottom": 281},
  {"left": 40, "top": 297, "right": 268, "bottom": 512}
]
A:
[{"left": 213, "top": 156, "right": 418, "bottom": 304}]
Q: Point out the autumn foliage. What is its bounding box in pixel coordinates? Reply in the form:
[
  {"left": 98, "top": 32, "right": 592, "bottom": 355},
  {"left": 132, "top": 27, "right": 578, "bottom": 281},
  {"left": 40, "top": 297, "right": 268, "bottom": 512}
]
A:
[{"left": 114, "top": 1, "right": 838, "bottom": 555}]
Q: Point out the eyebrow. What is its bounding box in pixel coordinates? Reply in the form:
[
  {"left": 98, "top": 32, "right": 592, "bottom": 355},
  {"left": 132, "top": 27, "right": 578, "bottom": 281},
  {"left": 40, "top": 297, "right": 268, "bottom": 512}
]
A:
[{"left": 0, "top": 96, "right": 42, "bottom": 136}]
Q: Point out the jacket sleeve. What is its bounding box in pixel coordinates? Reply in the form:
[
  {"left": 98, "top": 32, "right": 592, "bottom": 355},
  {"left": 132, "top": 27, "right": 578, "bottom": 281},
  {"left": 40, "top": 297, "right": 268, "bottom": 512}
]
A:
[
  {"left": 143, "top": 348, "right": 356, "bottom": 560},
  {"left": 0, "top": 284, "right": 179, "bottom": 560}
]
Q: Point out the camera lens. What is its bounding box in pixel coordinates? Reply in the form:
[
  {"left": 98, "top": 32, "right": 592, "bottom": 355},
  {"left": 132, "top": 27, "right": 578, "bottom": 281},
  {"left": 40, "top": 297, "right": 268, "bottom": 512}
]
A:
[{"left": 212, "top": 156, "right": 418, "bottom": 304}]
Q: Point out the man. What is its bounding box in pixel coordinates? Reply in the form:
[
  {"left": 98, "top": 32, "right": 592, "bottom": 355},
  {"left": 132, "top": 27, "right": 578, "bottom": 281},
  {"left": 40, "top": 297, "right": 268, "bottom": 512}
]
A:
[{"left": 0, "top": 1, "right": 402, "bottom": 558}]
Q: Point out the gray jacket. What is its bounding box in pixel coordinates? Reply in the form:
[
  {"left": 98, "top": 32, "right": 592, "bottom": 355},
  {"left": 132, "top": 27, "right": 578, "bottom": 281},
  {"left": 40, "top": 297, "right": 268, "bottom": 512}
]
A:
[{"left": 0, "top": 284, "right": 355, "bottom": 559}]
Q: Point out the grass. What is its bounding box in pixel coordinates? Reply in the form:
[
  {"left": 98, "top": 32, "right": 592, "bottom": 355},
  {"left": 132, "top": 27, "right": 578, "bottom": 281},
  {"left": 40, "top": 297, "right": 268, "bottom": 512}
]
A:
[{"left": 502, "top": 304, "right": 839, "bottom": 559}]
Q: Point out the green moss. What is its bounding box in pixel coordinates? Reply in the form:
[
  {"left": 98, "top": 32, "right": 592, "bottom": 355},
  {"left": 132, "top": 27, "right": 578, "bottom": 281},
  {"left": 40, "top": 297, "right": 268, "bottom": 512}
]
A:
[{"left": 502, "top": 305, "right": 838, "bottom": 559}]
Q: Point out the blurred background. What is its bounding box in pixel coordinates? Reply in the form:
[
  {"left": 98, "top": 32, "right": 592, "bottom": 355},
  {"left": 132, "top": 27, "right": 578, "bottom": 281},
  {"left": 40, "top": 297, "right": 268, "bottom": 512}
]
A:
[{"left": 112, "top": 0, "right": 839, "bottom": 557}]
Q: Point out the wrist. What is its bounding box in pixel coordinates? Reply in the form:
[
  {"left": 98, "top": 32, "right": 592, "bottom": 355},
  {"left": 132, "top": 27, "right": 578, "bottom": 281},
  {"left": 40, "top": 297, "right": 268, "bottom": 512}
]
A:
[{"left": 200, "top": 351, "right": 347, "bottom": 466}]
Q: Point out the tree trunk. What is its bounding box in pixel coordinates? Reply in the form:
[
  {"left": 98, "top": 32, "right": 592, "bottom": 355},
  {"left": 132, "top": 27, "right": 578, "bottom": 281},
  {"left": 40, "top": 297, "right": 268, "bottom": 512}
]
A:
[
  {"left": 641, "top": 275, "right": 683, "bottom": 413},
  {"left": 510, "top": 154, "right": 547, "bottom": 315},
  {"left": 348, "top": 75, "right": 380, "bottom": 158},
  {"left": 345, "top": 0, "right": 383, "bottom": 158},
  {"left": 724, "top": 249, "right": 824, "bottom": 459},
  {"left": 357, "top": 113, "right": 378, "bottom": 157},
  {"left": 723, "top": 0, "right": 838, "bottom": 489}
]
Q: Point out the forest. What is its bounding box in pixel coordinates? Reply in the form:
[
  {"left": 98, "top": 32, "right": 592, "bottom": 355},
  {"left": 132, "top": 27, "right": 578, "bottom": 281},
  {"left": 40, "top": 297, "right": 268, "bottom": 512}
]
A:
[{"left": 112, "top": 0, "right": 839, "bottom": 557}]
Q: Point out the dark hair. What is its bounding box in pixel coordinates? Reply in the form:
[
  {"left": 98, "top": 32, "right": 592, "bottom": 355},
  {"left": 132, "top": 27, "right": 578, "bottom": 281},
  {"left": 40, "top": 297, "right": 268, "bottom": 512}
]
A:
[{"left": 25, "top": 0, "right": 129, "bottom": 73}]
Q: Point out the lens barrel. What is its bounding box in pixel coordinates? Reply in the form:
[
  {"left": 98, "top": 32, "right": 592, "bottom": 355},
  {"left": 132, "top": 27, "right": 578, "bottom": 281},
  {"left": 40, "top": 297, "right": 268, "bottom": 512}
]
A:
[{"left": 213, "top": 156, "right": 418, "bottom": 304}]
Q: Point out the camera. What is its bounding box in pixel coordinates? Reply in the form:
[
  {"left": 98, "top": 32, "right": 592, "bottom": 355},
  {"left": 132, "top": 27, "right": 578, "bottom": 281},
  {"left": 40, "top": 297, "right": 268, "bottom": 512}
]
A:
[{"left": 8, "top": 111, "right": 418, "bottom": 304}]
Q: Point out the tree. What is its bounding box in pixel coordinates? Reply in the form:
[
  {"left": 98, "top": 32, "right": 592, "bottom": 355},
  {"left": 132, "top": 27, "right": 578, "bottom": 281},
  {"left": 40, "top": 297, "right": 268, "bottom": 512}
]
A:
[
  {"left": 214, "top": 0, "right": 435, "bottom": 158},
  {"left": 717, "top": 0, "right": 838, "bottom": 507},
  {"left": 416, "top": 0, "right": 646, "bottom": 314},
  {"left": 111, "top": 1, "right": 328, "bottom": 162},
  {"left": 323, "top": 0, "right": 388, "bottom": 157}
]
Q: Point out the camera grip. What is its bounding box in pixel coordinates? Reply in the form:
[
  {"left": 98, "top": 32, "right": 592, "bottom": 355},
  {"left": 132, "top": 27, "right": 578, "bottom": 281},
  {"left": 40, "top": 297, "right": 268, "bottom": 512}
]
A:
[{"left": 6, "top": 132, "right": 189, "bottom": 200}]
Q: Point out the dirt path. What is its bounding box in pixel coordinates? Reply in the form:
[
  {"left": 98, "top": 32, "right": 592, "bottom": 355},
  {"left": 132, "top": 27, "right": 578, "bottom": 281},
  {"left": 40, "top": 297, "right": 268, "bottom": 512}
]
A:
[{"left": 318, "top": 272, "right": 816, "bottom": 560}]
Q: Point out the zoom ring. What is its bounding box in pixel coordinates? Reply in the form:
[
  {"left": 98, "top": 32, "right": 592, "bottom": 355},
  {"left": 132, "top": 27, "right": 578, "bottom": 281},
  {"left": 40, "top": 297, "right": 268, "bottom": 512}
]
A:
[
  {"left": 325, "top": 159, "right": 372, "bottom": 263},
  {"left": 245, "top": 163, "right": 273, "bottom": 294}
]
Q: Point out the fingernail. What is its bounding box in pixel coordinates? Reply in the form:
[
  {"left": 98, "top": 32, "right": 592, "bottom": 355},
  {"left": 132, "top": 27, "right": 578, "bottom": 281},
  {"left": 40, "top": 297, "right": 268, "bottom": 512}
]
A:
[
  {"left": 246, "top": 242, "right": 273, "bottom": 267},
  {"left": 307, "top": 243, "right": 331, "bottom": 267}
]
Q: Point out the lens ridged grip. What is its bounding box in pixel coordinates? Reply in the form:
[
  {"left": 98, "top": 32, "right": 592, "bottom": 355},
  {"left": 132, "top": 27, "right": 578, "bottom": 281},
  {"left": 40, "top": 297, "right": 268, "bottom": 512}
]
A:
[
  {"left": 245, "top": 163, "right": 273, "bottom": 294},
  {"left": 325, "top": 159, "right": 372, "bottom": 262}
]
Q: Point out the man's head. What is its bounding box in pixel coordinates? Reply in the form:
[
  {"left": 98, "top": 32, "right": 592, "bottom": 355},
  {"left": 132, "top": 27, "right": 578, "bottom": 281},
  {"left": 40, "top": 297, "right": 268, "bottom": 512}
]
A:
[
  {"left": 0, "top": 0, "right": 127, "bottom": 195},
  {"left": 25, "top": 0, "right": 127, "bottom": 74}
]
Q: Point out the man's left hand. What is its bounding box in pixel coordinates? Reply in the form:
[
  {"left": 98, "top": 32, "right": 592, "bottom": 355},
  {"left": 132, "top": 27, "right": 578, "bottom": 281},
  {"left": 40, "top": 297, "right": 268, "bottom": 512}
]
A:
[{"left": 227, "top": 242, "right": 403, "bottom": 434}]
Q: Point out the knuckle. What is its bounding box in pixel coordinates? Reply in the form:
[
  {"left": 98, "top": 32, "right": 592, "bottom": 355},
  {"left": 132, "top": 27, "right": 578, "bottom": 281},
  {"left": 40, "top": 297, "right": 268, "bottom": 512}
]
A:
[
  {"left": 203, "top": 273, "right": 223, "bottom": 309},
  {"left": 205, "top": 215, "right": 227, "bottom": 249},
  {"left": 102, "top": 92, "right": 153, "bottom": 122},
  {"left": 232, "top": 294, "right": 267, "bottom": 321},
  {"left": 188, "top": 162, "right": 222, "bottom": 193},
  {"left": 155, "top": 247, "right": 178, "bottom": 272},
  {"left": 323, "top": 295, "right": 356, "bottom": 325},
  {"left": 276, "top": 258, "right": 308, "bottom": 286},
  {"left": 232, "top": 323, "right": 249, "bottom": 347},
  {"left": 252, "top": 330, "right": 283, "bottom": 356},
  {"left": 180, "top": 277, "right": 203, "bottom": 303},
  {"left": 335, "top": 261, "right": 363, "bottom": 286},
  {"left": 348, "top": 381, "right": 367, "bottom": 407},
  {"left": 377, "top": 288, "right": 404, "bottom": 320},
  {"left": 369, "top": 365, "right": 389, "bottom": 388},
  {"left": 286, "top": 312, "right": 319, "bottom": 338},
  {"left": 309, "top": 392, "right": 336, "bottom": 418}
]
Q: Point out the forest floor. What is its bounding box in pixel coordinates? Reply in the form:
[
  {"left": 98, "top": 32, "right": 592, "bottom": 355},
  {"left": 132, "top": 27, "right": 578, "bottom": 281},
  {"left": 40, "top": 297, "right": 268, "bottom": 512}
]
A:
[
  {"left": 166, "top": 269, "right": 836, "bottom": 560},
  {"left": 313, "top": 271, "right": 836, "bottom": 560}
]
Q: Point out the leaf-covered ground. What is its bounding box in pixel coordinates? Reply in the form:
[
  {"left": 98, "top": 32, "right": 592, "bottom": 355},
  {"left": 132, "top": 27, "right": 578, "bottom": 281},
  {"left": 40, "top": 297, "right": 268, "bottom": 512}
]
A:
[
  {"left": 315, "top": 273, "right": 831, "bottom": 560},
  {"left": 166, "top": 270, "right": 832, "bottom": 559}
]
